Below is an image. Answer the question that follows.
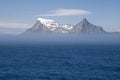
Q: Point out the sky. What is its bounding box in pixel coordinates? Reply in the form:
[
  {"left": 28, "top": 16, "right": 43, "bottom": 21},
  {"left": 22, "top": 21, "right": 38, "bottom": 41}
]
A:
[{"left": 0, "top": 0, "right": 120, "bottom": 34}]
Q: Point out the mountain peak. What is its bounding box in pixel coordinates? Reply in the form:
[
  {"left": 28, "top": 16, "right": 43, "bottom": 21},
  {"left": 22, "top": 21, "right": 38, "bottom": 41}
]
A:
[
  {"left": 26, "top": 18, "right": 74, "bottom": 34},
  {"left": 81, "top": 18, "right": 89, "bottom": 24},
  {"left": 37, "top": 17, "right": 59, "bottom": 27},
  {"left": 73, "top": 18, "right": 106, "bottom": 33},
  {"left": 82, "top": 18, "right": 87, "bottom": 21},
  {"left": 37, "top": 18, "right": 55, "bottom": 23}
]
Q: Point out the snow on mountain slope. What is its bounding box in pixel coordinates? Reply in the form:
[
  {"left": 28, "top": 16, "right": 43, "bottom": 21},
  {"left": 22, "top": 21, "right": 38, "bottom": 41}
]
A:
[
  {"left": 25, "top": 18, "right": 106, "bottom": 34},
  {"left": 37, "top": 18, "right": 59, "bottom": 28},
  {"left": 26, "top": 18, "right": 73, "bottom": 33}
]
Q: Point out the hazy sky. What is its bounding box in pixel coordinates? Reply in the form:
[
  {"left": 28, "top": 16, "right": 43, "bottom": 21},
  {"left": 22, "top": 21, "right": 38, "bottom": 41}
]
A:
[{"left": 0, "top": 0, "right": 120, "bottom": 34}]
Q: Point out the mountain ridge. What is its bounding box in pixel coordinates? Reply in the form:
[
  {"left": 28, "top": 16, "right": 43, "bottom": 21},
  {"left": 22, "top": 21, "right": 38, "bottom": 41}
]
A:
[{"left": 25, "top": 18, "right": 106, "bottom": 34}]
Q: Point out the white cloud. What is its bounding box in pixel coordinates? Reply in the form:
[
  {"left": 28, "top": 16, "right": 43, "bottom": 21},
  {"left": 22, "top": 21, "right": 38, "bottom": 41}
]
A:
[
  {"left": 40, "top": 9, "right": 92, "bottom": 16},
  {"left": 0, "top": 22, "right": 32, "bottom": 34},
  {"left": 0, "top": 22, "right": 31, "bottom": 29}
]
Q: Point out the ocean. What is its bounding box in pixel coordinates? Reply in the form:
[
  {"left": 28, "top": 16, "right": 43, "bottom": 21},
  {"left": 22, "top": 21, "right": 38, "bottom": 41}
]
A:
[{"left": 0, "top": 44, "right": 120, "bottom": 80}]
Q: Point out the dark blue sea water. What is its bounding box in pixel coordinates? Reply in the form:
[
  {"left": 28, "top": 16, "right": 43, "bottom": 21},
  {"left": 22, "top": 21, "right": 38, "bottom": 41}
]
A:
[{"left": 0, "top": 44, "right": 120, "bottom": 80}]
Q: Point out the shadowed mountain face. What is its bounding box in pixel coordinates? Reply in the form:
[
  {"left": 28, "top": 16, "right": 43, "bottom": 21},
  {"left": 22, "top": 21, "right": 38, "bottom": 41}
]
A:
[
  {"left": 73, "top": 18, "right": 106, "bottom": 33},
  {"left": 25, "top": 18, "right": 106, "bottom": 34}
]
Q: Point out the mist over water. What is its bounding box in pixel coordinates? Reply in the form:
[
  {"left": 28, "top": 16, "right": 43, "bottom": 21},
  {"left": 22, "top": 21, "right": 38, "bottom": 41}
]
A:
[
  {"left": 0, "top": 34, "right": 120, "bottom": 44},
  {"left": 0, "top": 33, "right": 120, "bottom": 45}
]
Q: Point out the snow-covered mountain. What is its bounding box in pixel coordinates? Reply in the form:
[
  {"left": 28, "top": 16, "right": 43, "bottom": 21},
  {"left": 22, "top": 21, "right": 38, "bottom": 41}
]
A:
[
  {"left": 25, "top": 18, "right": 106, "bottom": 34},
  {"left": 26, "top": 18, "right": 73, "bottom": 34}
]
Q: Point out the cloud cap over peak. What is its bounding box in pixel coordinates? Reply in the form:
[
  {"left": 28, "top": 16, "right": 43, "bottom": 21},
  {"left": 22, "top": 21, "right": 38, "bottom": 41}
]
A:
[{"left": 40, "top": 9, "right": 92, "bottom": 16}]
